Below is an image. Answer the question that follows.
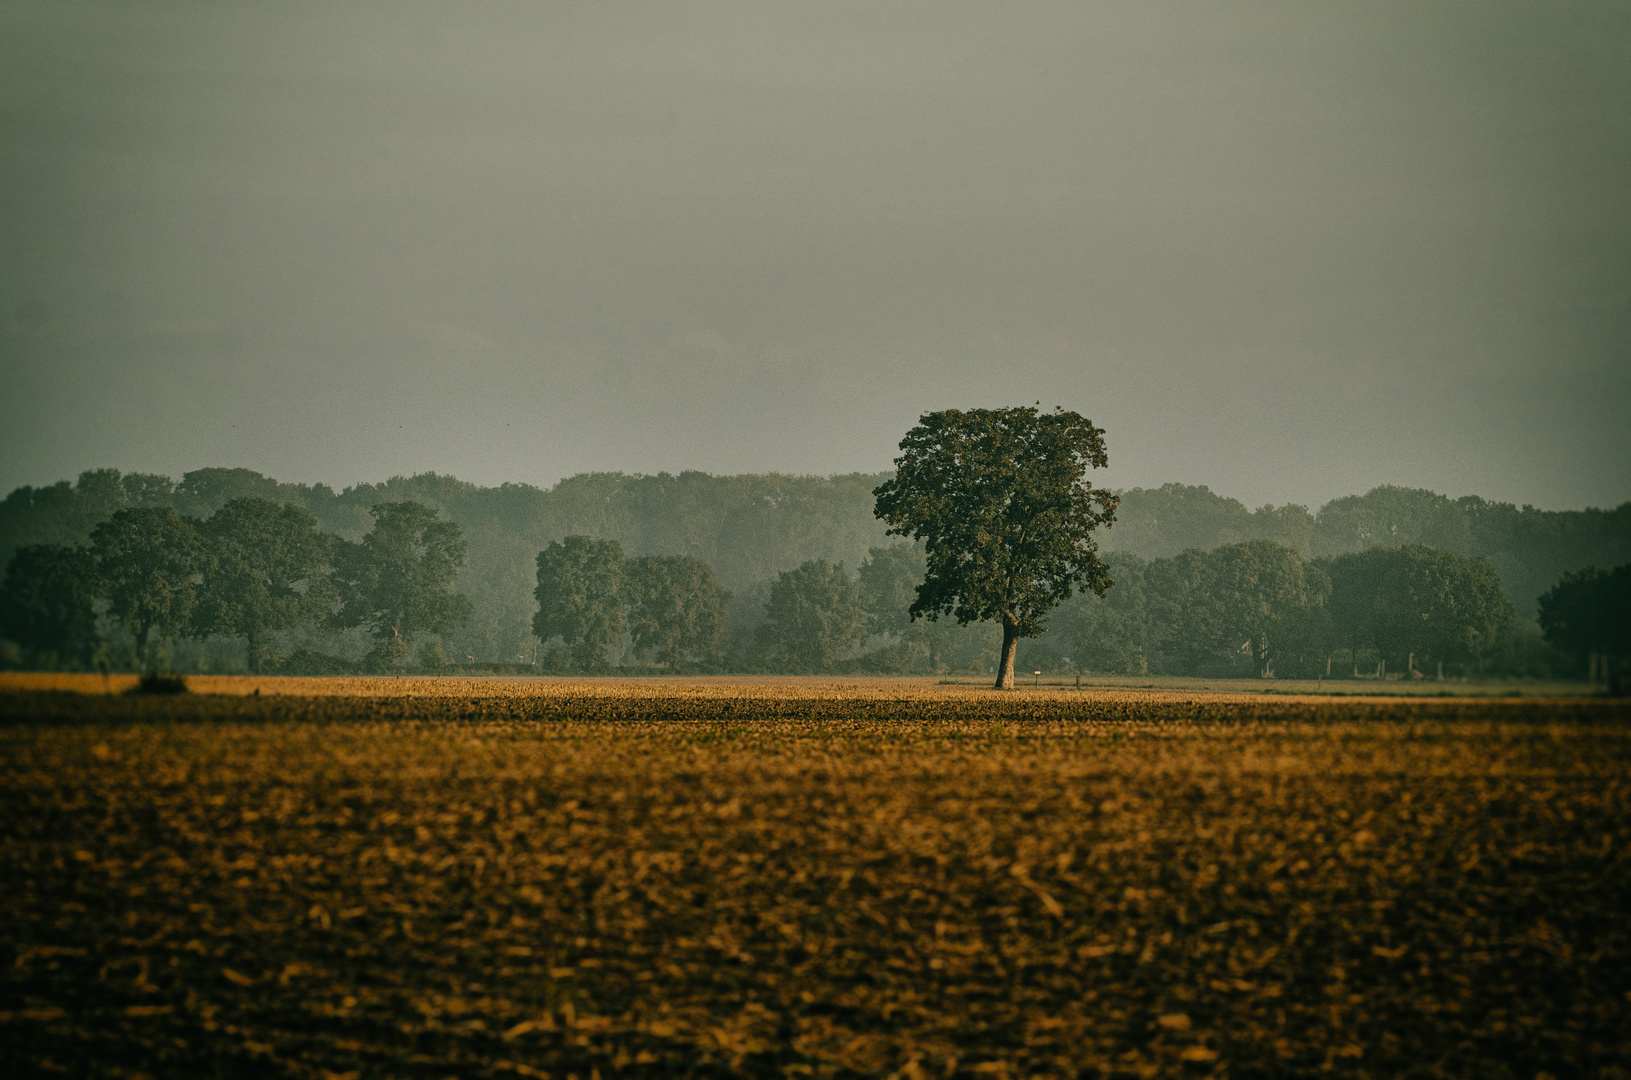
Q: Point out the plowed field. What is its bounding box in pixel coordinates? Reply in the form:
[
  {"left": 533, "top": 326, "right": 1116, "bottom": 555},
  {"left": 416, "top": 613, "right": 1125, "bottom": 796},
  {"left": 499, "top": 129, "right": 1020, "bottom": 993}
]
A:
[{"left": 2, "top": 680, "right": 1627, "bottom": 1078}]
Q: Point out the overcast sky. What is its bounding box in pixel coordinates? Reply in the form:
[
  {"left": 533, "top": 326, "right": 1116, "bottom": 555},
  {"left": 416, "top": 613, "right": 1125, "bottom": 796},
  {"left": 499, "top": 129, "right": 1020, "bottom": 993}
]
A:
[{"left": 2, "top": 1, "right": 1627, "bottom": 510}]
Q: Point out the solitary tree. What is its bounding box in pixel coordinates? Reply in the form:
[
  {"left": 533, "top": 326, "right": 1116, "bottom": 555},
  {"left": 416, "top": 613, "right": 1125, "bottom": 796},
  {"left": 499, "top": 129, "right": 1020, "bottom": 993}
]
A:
[
  {"left": 90, "top": 506, "right": 207, "bottom": 670},
  {"left": 873, "top": 406, "right": 1119, "bottom": 689},
  {"left": 759, "top": 559, "right": 868, "bottom": 673},
  {"left": 533, "top": 536, "right": 627, "bottom": 669},
  {"left": 626, "top": 553, "right": 730, "bottom": 668},
  {"left": 332, "top": 502, "right": 471, "bottom": 668},
  {"left": 0, "top": 544, "right": 103, "bottom": 668},
  {"left": 193, "top": 497, "right": 333, "bottom": 673}
]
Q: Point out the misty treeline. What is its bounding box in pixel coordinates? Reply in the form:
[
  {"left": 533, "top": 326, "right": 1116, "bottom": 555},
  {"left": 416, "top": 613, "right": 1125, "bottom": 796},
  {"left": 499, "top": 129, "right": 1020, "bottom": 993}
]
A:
[{"left": 1, "top": 466, "right": 1626, "bottom": 678}]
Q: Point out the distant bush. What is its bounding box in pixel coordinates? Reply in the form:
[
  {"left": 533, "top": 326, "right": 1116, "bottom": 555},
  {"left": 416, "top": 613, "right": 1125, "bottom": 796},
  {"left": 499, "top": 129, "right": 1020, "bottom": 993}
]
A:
[{"left": 127, "top": 672, "right": 188, "bottom": 695}]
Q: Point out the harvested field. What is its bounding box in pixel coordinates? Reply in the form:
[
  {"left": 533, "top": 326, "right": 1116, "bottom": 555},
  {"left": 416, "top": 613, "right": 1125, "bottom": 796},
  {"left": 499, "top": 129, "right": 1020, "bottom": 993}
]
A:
[{"left": 1, "top": 680, "right": 1628, "bottom": 1079}]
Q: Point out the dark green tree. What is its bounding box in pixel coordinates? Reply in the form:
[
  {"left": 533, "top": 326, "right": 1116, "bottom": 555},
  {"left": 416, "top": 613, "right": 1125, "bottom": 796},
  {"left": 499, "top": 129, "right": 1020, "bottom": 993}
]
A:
[
  {"left": 533, "top": 536, "right": 627, "bottom": 669},
  {"left": 1148, "top": 541, "right": 1326, "bottom": 677},
  {"left": 1537, "top": 563, "right": 1630, "bottom": 675},
  {"left": 759, "top": 559, "right": 868, "bottom": 673},
  {"left": 626, "top": 553, "right": 730, "bottom": 668},
  {"left": 872, "top": 406, "right": 1118, "bottom": 689},
  {"left": 193, "top": 497, "right": 334, "bottom": 673},
  {"left": 1316, "top": 546, "right": 1404, "bottom": 674},
  {"left": 90, "top": 506, "right": 207, "bottom": 669},
  {"left": 1374, "top": 546, "right": 1512, "bottom": 673},
  {"left": 332, "top": 502, "right": 471, "bottom": 668},
  {"left": 0, "top": 544, "right": 103, "bottom": 668},
  {"left": 1320, "top": 544, "right": 1514, "bottom": 675}
]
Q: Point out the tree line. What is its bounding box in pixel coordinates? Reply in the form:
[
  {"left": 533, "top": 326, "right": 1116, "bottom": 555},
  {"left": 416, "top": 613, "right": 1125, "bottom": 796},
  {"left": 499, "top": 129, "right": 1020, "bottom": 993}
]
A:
[
  {"left": 1, "top": 464, "right": 1626, "bottom": 679},
  {"left": 2, "top": 501, "right": 1623, "bottom": 682},
  {"left": 0, "top": 500, "right": 469, "bottom": 673},
  {"left": 1028, "top": 541, "right": 1522, "bottom": 680}
]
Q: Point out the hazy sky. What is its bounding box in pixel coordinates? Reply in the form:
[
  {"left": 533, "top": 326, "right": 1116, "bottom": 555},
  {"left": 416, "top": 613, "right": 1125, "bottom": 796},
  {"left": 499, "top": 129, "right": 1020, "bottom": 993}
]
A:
[{"left": 2, "top": 1, "right": 1627, "bottom": 510}]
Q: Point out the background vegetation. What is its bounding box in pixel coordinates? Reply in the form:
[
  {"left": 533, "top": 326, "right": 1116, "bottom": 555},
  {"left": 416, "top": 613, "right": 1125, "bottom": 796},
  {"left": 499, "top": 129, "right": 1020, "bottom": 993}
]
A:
[{"left": 1, "top": 468, "right": 1626, "bottom": 680}]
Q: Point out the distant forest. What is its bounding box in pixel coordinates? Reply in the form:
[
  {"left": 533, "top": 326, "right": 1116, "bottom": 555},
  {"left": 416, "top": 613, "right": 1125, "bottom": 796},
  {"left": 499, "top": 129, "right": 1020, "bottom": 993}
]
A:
[{"left": 2, "top": 467, "right": 1627, "bottom": 676}]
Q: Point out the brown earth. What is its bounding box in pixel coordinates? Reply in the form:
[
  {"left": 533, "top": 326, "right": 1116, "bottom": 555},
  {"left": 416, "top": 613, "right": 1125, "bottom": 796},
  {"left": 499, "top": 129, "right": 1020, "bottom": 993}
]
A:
[{"left": 1, "top": 683, "right": 1627, "bottom": 1078}]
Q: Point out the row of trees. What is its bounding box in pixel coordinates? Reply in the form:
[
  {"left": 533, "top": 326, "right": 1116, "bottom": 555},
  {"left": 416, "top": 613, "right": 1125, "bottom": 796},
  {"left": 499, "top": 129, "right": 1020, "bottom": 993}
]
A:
[
  {"left": 1034, "top": 540, "right": 1519, "bottom": 679},
  {"left": 528, "top": 538, "right": 965, "bottom": 674},
  {"left": 1, "top": 508, "right": 1614, "bottom": 681},
  {"left": 5, "top": 464, "right": 1626, "bottom": 667},
  {"left": 0, "top": 458, "right": 1618, "bottom": 682},
  {"left": 532, "top": 537, "right": 732, "bottom": 669},
  {"left": 0, "top": 500, "right": 470, "bottom": 672}
]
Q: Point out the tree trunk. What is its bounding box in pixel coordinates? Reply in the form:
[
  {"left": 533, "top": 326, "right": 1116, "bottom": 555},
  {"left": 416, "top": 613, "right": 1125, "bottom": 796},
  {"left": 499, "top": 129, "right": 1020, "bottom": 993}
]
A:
[
  {"left": 995, "top": 616, "right": 1019, "bottom": 690},
  {"left": 135, "top": 623, "right": 151, "bottom": 673}
]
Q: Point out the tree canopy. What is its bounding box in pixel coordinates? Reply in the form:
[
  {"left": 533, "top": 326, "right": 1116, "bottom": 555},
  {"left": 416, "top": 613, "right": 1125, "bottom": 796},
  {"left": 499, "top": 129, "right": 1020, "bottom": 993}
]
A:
[
  {"left": 758, "top": 559, "right": 868, "bottom": 673},
  {"left": 90, "top": 506, "right": 206, "bottom": 669},
  {"left": 0, "top": 544, "right": 102, "bottom": 669},
  {"left": 533, "top": 535, "right": 628, "bottom": 669},
  {"left": 332, "top": 502, "right": 471, "bottom": 668},
  {"left": 194, "top": 497, "right": 333, "bottom": 673},
  {"left": 872, "top": 406, "right": 1118, "bottom": 688},
  {"left": 1150, "top": 540, "right": 1329, "bottom": 677},
  {"left": 625, "top": 553, "right": 731, "bottom": 669},
  {"left": 1537, "top": 563, "right": 1630, "bottom": 671},
  {"left": 1318, "top": 544, "right": 1513, "bottom": 674}
]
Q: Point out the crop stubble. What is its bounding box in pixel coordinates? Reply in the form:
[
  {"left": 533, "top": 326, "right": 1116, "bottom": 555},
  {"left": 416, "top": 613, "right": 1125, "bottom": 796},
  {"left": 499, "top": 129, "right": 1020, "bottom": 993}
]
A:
[{"left": 1, "top": 682, "right": 1628, "bottom": 1079}]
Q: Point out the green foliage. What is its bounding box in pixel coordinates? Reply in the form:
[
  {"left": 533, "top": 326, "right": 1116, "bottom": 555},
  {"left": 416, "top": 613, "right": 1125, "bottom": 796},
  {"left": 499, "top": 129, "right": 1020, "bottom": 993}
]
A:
[
  {"left": 625, "top": 554, "right": 731, "bottom": 668},
  {"left": 759, "top": 559, "right": 868, "bottom": 673},
  {"left": 417, "top": 641, "right": 449, "bottom": 672},
  {"left": 1537, "top": 564, "right": 1630, "bottom": 664},
  {"left": 857, "top": 543, "right": 922, "bottom": 639},
  {"left": 856, "top": 543, "right": 966, "bottom": 672},
  {"left": 1311, "top": 487, "right": 1631, "bottom": 619},
  {"left": 1313, "top": 485, "right": 1476, "bottom": 556},
  {"left": 1149, "top": 540, "right": 1329, "bottom": 677},
  {"left": 1318, "top": 545, "right": 1514, "bottom": 674},
  {"left": 1045, "top": 551, "right": 1154, "bottom": 676},
  {"left": 4, "top": 464, "right": 1627, "bottom": 665},
  {"left": 193, "top": 497, "right": 334, "bottom": 673},
  {"left": 90, "top": 506, "right": 207, "bottom": 669},
  {"left": 1108, "top": 484, "right": 1314, "bottom": 558},
  {"left": 0, "top": 469, "right": 174, "bottom": 574},
  {"left": 170, "top": 468, "right": 290, "bottom": 519},
  {"left": 873, "top": 406, "right": 1118, "bottom": 688},
  {"left": 533, "top": 536, "right": 627, "bottom": 669},
  {"left": 331, "top": 502, "right": 472, "bottom": 668},
  {"left": 0, "top": 544, "right": 103, "bottom": 668}
]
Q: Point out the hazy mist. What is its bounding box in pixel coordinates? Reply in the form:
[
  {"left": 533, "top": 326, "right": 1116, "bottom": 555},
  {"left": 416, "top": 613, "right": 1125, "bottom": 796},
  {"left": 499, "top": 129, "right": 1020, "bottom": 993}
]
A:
[{"left": 2, "top": 1, "right": 1627, "bottom": 509}]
